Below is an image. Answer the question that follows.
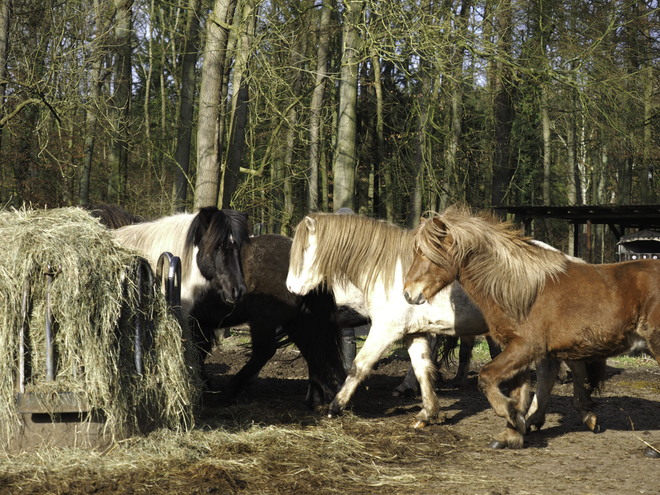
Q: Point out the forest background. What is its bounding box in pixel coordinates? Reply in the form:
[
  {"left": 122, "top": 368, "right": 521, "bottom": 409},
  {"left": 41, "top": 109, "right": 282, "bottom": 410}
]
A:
[{"left": 0, "top": 0, "right": 657, "bottom": 261}]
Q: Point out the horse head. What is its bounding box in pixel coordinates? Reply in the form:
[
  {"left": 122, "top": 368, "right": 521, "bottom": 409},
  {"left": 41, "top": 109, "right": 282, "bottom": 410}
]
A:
[
  {"left": 287, "top": 215, "right": 324, "bottom": 296},
  {"left": 187, "top": 207, "right": 249, "bottom": 305},
  {"left": 403, "top": 215, "right": 458, "bottom": 305}
]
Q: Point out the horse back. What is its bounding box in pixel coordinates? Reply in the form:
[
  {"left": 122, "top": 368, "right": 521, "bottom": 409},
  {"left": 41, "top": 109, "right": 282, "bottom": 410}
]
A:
[
  {"left": 531, "top": 259, "right": 660, "bottom": 360},
  {"left": 241, "top": 234, "right": 296, "bottom": 303}
]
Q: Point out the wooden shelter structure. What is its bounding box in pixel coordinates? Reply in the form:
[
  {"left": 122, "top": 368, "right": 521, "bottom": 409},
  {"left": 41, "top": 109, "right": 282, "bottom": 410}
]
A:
[{"left": 499, "top": 205, "right": 660, "bottom": 261}]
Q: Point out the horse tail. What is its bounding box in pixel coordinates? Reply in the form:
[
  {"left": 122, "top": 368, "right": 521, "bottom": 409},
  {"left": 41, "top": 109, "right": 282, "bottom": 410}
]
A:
[
  {"left": 437, "top": 336, "right": 460, "bottom": 368},
  {"left": 586, "top": 359, "right": 607, "bottom": 394},
  {"left": 279, "top": 288, "right": 347, "bottom": 407}
]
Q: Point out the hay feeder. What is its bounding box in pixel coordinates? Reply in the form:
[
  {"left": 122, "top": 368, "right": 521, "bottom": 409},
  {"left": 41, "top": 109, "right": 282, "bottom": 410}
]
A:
[{"left": 0, "top": 208, "right": 197, "bottom": 452}]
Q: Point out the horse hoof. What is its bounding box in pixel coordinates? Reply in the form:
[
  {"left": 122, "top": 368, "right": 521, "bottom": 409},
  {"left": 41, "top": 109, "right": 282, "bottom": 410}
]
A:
[
  {"left": 584, "top": 413, "right": 599, "bottom": 433},
  {"left": 488, "top": 439, "right": 507, "bottom": 450},
  {"left": 411, "top": 419, "right": 428, "bottom": 429},
  {"left": 327, "top": 399, "right": 341, "bottom": 418},
  {"left": 393, "top": 388, "right": 417, "bottom": 398},
  {"left": 645, "top": 446, "right": 660, "bottom": 459}
]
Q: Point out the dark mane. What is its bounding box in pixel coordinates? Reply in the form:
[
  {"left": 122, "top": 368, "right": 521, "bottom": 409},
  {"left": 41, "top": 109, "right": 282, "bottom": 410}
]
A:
[{"left": 185, "top": 207, "right": 250, "bottom": 253}]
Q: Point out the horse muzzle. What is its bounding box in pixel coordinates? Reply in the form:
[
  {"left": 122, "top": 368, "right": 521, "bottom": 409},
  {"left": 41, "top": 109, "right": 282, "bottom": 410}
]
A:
[
  {"left": 403, "top": 290, "right": 426, "bottom": 305},
  {"left": 220, "top": 281, "right": 247, "bottom": 305}
]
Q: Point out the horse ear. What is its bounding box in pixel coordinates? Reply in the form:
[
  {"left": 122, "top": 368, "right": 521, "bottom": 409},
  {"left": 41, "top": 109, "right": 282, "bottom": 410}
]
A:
[
  {"left": 304, "top": 216, "right": 316, "bottom": 234},
  {"left": 430, "top": 217, "right": 454, "bottom": 245},
  {"left": 189, "top": 207, "right": 218, "bottom": 245},
  {"left": 431, "top": 217, "right": 447, "bottom": 231}
]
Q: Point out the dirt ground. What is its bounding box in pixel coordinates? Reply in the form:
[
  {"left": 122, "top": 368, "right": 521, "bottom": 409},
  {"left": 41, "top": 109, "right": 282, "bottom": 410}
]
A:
[
  {"left": 204, "top": 337, "right": 660, "bottom": 495},
  {"left": 1, "top": 334, "right": 659, "bottom": 495}
]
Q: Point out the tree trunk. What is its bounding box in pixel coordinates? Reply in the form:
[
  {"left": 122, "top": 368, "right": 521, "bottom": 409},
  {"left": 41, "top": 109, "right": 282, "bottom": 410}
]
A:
[
  {"left": 172, "top": 0, "right": 201, "bottom": 212},
  {"left": 491, "top": 0, "right": 513, "bottom": 217},
  {"left": 440, "top": 0, "right": 471, "bottom": 211},
  {"left": 369, "top": 46, "right": 389, "bottom": 221},
  {"left": 641, "top": 1, "right": 653, "bottom": 203},
  {"left": 281, "top": 37, "right": 307, "bottom": 234},
  {"left": 107, "top": 0, "right": 133, "bottom": 204},
  {"left": 567, "top": 111, "right": 576, "bottom": 205},
  {"left": 332, "top": 0, "right": 363, "bottom": 212},
  {"left": 308, "top": 0, "right": 332, "bottom": 213},
  {"left": 143, "top": 0, "right": 155, "bottom": 199},
  {"left": 541, "top": 85, "right": 551, "bottom": 205},
  {"left": 194, "top": 0, "right": 236, "bottom": 210},
  {"left": 221, "top": 0, "right": 256, "bottom": 209},
  {"left": 0, "top": 0, "right": 10, "bottom": 203}
]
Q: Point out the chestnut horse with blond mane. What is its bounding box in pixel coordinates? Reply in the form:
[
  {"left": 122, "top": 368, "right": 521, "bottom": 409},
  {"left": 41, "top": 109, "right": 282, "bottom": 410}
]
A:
[{"left": 403, "top": 206, "right": 660, "bottom": 457}]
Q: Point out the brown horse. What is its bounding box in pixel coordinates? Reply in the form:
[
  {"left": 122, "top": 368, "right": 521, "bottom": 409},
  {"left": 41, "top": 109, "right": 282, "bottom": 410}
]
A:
[{"left": 403, "top": 206, "right": 660, "bottom": 456}]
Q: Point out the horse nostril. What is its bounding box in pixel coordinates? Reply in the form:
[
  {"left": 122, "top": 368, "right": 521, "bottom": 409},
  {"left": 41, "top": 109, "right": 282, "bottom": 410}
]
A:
[
  {"left": 231, "top": 286, "right": 244, "bottom": 301},
  {"left": 403, "top": 291, "right": 412, "bottom": 303}
]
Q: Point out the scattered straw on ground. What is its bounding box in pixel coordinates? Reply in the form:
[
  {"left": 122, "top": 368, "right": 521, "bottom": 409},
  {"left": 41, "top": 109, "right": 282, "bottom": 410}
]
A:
[{"left": 0, "top": 401, "right": 461, "bottom": 494}]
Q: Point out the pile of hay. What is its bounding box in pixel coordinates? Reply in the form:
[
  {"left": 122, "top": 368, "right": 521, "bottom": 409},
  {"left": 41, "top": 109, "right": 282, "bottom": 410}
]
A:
[{"left": 0, "top": 206, "right": 200, "bottom": 448}]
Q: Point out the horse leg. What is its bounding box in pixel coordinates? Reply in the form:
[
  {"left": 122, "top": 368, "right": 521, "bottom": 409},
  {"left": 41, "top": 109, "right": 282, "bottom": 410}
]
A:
[
  {"left": 328, "top": 325, "right": 403, "bottom": 418},
  {"left": 394, "top": 334, "right": 439, "bottom": 397},
  {"left": 287, "top": 312, "right": 346, "bottom": 409},
  {"left": 453, "top": 336, "right": 475, "bottom": 387},
  {"left": 452, "top": 335, "right": 500, "bottom": 388},
  {"left": 525, "top": 358, "right": 561, "bottom": 432},
  {"left": 486, "top": 335, "right": 502, "bottom": 359},
  {"left": 404, "top": 334, "right": 442, "bottom": 428},
  {"left": 478, "top": 341, "right": 535, "bottom": 449},
  {"left": 219, "top": 321, "right": 277, "bottom": 404},
  {"left": 394, "top": 364, "right": 420, "bottom": 398},
  {"left": 641, "top": 335, "right": 660, "bottom": 458},
  {"left": 565, "top": 360, "right": 600, "bottom": 432}
]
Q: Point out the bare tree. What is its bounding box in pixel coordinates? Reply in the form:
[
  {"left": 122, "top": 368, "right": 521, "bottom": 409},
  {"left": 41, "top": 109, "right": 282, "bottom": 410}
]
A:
[
  {"left": 172, "top": 0, "right": 201, "bottom": 212},
  {"left": 307, "top": 0, "right": 333, "bottom": 213},
  {"left": 221, "top": 0, "right": 258, "bottom": 209},
  {"left": 491, "top": 0, "right": 513, "bottom": 216},
  {"left": 107, "top": 0, "right": 134, "bottom": 204},
  {"left": 333, "top": 0, "right": 364, "bottom": 212},
  {"left": 194, "top": 0, "right": 237, "bottom": 210}
]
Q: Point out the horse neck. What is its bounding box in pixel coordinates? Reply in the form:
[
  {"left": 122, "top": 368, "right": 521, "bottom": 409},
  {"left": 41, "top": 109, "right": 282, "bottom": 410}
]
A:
[{"left": 115, "top": 213, "right": 197, "bottom": 283}]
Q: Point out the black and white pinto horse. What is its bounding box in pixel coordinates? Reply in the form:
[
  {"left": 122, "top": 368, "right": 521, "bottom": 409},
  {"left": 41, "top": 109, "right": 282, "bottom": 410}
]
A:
[
  {"left": 115, "top": 207, "right": 249, "bottom": 316},
  {"left": 114, "top": 207, "right": 345, "bottom": 406}
]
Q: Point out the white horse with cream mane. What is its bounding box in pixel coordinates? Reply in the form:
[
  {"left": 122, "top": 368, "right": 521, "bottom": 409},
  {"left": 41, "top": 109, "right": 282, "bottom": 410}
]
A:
[{"left": 286, "top": 213, "right": 489, "bottom": 427}]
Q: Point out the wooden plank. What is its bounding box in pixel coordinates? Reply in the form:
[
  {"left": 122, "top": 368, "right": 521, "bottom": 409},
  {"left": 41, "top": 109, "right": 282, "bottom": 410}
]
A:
[{"left": 15, "top": 392, "right": 92, "bottom": 414}]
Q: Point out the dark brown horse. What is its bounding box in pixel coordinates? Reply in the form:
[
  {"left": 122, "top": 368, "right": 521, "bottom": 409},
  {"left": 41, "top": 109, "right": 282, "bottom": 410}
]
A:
[
  {"left": 403, "top": 206, "right": 660, "bottom": 456},
  {"left": 189, "top": 234, "right": 345, "bottom": 407}
]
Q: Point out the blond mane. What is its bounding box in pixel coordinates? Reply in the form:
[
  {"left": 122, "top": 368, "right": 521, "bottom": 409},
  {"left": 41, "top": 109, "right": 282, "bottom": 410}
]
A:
[
  {"left": 415, "top": 206, "right": 568, "bottom": 321},
  {"left": 290, "top": 213, "right": 415, "bottom": 295}
]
